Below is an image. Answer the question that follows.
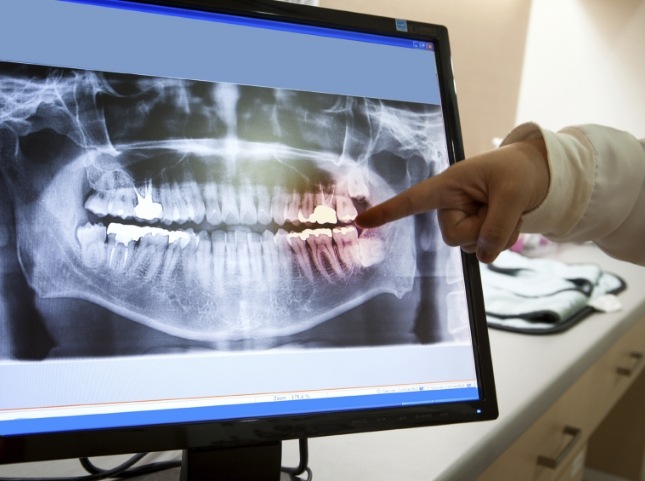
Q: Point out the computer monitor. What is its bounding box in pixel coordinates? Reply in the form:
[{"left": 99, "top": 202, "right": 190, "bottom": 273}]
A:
[{"left": 0, "top": 0, "right": 497, "bottom": 479}]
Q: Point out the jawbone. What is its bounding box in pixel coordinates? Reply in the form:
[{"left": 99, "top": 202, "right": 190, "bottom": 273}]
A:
[{"left": 16, "top": 143, "right": 417, "bottom": 342}]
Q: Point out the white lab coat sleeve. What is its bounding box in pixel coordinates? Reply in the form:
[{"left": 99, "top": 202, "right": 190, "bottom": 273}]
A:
[{"left": 501, "top": 123, "right": 645, "bottom": 265}]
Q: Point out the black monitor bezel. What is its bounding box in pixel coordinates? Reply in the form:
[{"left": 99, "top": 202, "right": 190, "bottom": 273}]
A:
[{"left": 0, "top": 0, "right": 496, "bottom": 465}]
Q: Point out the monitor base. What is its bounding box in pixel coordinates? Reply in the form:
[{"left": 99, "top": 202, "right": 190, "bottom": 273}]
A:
[{"left": 180, "top": 441, "right": 282, "bottom": 481}]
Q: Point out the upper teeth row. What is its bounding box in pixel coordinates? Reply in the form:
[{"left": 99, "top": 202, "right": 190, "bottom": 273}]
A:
[{"left": 85, "top": 182, "right": 359, "bottom": 226}]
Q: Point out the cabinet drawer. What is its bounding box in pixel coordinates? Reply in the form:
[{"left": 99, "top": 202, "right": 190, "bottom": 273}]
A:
[{"left": 477, "top": 315, "right": 645, "bottom": 481}]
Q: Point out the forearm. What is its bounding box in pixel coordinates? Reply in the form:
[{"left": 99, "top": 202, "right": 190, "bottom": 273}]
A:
[{"left": 504, "top": 123, "right": 645, "bottom": 265}]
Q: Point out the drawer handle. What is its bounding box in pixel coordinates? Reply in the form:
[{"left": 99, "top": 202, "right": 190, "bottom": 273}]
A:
[
  {"left": 616, "top": 352, "right": 644, "bottom": 377},
  {"left": 537, "top": 426, "right": 582, "bottom": 469}
]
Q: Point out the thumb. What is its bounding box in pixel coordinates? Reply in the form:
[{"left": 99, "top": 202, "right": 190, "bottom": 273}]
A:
[{"left": 355, "top": 176, "right": 441, "bottom": 228}]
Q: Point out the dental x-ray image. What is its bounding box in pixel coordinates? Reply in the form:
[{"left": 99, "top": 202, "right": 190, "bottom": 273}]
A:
[{"left": 0, "top": 61, "right": 467, "bottom": 359}]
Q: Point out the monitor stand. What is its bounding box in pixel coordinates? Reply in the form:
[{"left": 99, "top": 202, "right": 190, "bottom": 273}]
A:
[{"left": 179, "top": 441, "right": 283, "bottom": 481}]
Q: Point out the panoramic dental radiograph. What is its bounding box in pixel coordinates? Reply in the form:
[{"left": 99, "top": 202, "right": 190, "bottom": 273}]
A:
[{"left": 0, "top": 62, "right": 464, "bottom": 359}]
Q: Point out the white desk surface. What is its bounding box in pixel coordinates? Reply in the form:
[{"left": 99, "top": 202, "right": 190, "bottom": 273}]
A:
[{"left": 1, "top": 244, "right": 644, "bottom": 481}]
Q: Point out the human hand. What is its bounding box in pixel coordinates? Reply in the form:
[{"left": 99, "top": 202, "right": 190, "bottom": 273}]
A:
[{"left": 355, "top": 139, "right": 550, "bottom": 263}]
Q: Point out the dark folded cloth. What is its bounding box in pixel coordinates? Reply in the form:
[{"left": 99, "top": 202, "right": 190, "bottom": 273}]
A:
[{"left": 481, "top": 251, "right": 626, "bottom": 334}]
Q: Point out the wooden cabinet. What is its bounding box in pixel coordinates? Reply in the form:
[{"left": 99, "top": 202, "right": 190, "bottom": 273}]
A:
[{"left": 477, "top": 315, "right": 645, "bottom": 481}]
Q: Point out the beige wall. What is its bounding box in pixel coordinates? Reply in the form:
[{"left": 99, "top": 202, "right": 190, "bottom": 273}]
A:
[
  {"left": 516, "top": 0, "right": 645, "bottom": 137},
  {"left": 318, "top": 0, "right": 533, "bottom": 156}
]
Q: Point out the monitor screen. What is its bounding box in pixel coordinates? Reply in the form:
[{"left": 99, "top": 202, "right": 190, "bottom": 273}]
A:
[{"left": 0, "top": 0, "right": 496, "bottom": 476}]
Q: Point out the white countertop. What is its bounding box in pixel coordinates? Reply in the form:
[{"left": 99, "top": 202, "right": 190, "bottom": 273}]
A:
[{"left": 2, "top": 244, "right": 644, "bottom": 481}]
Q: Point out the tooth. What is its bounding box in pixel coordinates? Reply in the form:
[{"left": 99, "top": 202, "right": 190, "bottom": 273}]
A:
[
  {"left": 160, "top": 233, "right": 187, "bottom": 282},
  {"left": 172, "top": 181, "right": 192, "bottom": 224},
  {"left": 358, "top": 236, "right": 386, "bottom": 267},
  {"left": 286, "top": 230, "right": 314, "bottom": 281},
  {"left": 225, "top": 231, "right": 239, "bottom": 276},
  {"left": 271, "top": 187, "right": 286, "bottom": 225},
  {"left": 345, "top": 168, "right": 369, "bottom": 199},
  {"left": 106, "top": 235, "right": 134, "bottom": 273},
  {"left": 211, "top": 230, "right": 226, "bottom": 282},
  {"left": 239, "top": 183, "right": 258, "bottom": 225},
  {"left": 134, "top": 181, "right": 163, "bottom": 222},
  {"left": 111, "top": 187, "right": 136, "bottom": 218},
  {"left": 235, "top": 232, "right": 251, "bottom": 279},
  {"left": 315, "top": 188, "right": 334, "bottom": 210},
  {"left": 191, "top": 184, "right": 206, "bottom": 224},
  {"left": 195, "top": 231, "right": 212, "bottom": 289},
  {"left": 285, "top": 191, "right": 301, "bottom": 224},
  {"left": 160, "top": 183, "right": 179, "bottom": 225},
  {"left": 256, "top": 186, "right": 272, "bottom": 225},
  {"left": 306, "top": 228, "right": 344, "bottom": 281},
  {"left": 179, "top": 232, "right": 199, "bottom": 284},
  {"left": 159, "top": 241, "right": 181, "bottom": 282},
  {"left": 76, "top": 223, "right": 107, "bottom": 269},
  {"left": 297, "top": 192, "right": 315, "bottom": 223},
  {"left": 91, "top": 169, "right": 134, "bottom": 191},
  {"left": 130, "top": 233, "right": 167, "bottom": 281},
  {"left": 203, "top": 182, "right": 222, "bottom": 225},
  {"left": 287, "top": 232, "right": 314, "bottom": 281},
  {"left": 183, "top": 174, "right": 205, "bottom": 224},
  {"left": 221, "top": 184, "right": 240, "bottom": 225},
  {"left": 332, "top": 225, "right": 361, "bottom": 269},
  {"left": 84, "top": 191, "right": 110, "bottom": 217},
  {"left": 262, "top": 230, "right": 280, "bottom": 283},
  {"left": 311, "top": 205, "right": 337, "bottom": 225},
  {"left": 335, "top": 195, "right": 358, "bottom": 223},
  {"left": 247, "top": 232, "right": 263, "bottom": 279},
  {"left": 274, "top": 229, "right": 294, "bottom": 282}
]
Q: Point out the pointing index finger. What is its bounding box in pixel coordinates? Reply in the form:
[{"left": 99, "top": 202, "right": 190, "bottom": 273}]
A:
[{"left": 355, "top": 177, "right": 440, "bottom": 228}]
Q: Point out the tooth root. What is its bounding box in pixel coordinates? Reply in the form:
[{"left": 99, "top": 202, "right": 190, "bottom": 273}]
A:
[
  {"left": 256, "top": 186, "right": 272, "bottom": 225},
  {"left": 332, "top": 226, "right": 361, "bottom": 269},
  {"left": 203, "top": 182, "right": 222, "bottom": 225},
  {"left": 77, "top": 223, "right": 107, "bottom": 269},
  {"left": 271, "top": 187, "right": 286, "bottom": 225},
  {"left": 335, "top": 195, "right": 358, "bottom": 223},
  {"left": 307, "top": 229, "right": 344, "bottom": 281},
  {"left": 221, "top": 184, "right": 240, "bottom": 225},
  {"left": 283, "top": 230, "right": 314, "bottom": 281},
  {"left": 239, "top": 184, "right": 258, "bottom": 225},
  {"left": 358, "top": 236, "right": 386, "bottom": 267}
]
